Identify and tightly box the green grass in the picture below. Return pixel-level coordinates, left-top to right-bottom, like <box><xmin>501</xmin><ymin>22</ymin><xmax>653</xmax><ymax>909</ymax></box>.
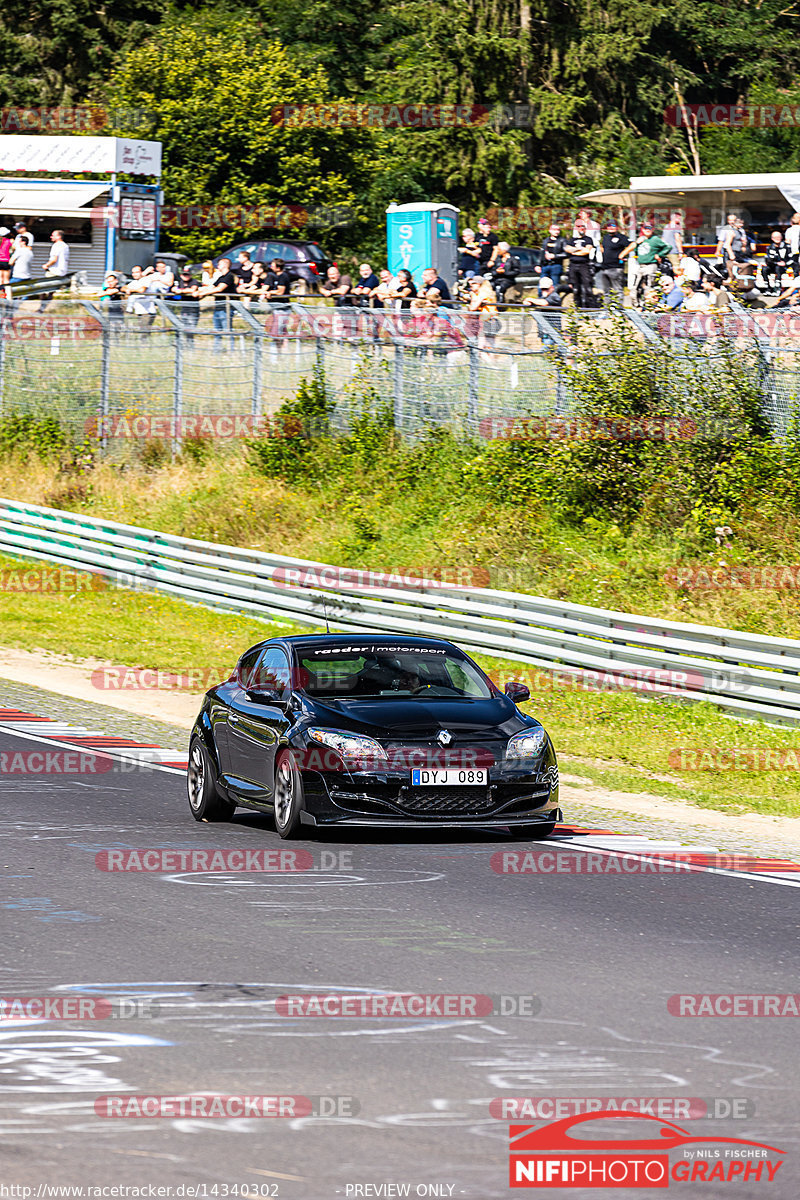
<box><xmin>5</xmin><ymin>436</ymin><xmax>800</xmax><ymax>640</ymax></box>
<box><xmin>1</xmin><ymin>551</ymin><xmax>799</xmax><ymax>819</ymax></box>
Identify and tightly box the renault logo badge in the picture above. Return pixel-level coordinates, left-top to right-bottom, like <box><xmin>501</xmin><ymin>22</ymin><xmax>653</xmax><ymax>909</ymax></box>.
<box><xmin>437</xmin><ymin>729</ymin><xmax>452</xmax><ymax>746</ymax></box>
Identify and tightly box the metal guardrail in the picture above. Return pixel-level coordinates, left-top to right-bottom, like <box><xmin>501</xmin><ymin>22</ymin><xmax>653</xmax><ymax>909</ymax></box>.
<box><xmin>1</xmin><ymin>496</ymin><xmax>799</xmax><ymax>726</ymax></box>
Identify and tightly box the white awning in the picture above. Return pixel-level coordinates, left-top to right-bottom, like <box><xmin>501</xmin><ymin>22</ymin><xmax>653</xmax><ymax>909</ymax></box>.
<box><xmin>0</xmin><ymin>183</ymin><xmax>109</xmax><ymax>216</ymax></box>
<box><xmin>580</xmin><ymin>174</ymin><xmax>800</xmax><ymax>209</ymax></box>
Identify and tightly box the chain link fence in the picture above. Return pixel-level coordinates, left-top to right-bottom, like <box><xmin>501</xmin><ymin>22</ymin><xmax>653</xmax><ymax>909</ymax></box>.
<box><xmin>0</xmin><ymin>296</ymin><xmax>796</xmax><ymax>449</ymax></box>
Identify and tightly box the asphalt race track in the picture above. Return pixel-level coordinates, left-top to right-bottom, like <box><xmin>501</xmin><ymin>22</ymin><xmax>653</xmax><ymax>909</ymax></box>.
<box><xmin>2</xmin><ymin>699</ymin><xmax>800</xmax><ymax>1199</ymax></box>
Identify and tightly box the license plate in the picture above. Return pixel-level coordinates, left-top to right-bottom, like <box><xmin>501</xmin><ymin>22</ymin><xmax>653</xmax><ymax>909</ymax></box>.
<box><xmin>411</xmin><ymin>768</ymin><xmax>488</xmax><ymax>787</ymax></box>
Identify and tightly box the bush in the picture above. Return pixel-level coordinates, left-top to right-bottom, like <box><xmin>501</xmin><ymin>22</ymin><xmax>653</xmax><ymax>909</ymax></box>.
<box><xmin>0</xmin><ymin>413</ymin><xmax>68</xmax><ymax>461</ymax></box>
<box><xmin>247</xmin><ymin>368</ymin><xmax>333</xmax><ymax>482</ymax></box>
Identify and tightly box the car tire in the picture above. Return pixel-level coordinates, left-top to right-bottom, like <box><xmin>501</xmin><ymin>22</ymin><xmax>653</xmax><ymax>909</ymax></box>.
<box><xmin>273</xmin><ymin>749</ymin><xmax>305</xmax><ymax>839</ymax></box>
<box><xmin>513</xmin><ymin>819</ymin><xmax>557</xmax><ymax>840</ymax></box>
<box><xmin>187</xmin><ymin>737</ymin><xmax>235</xmax><ymax>822</ymax></box>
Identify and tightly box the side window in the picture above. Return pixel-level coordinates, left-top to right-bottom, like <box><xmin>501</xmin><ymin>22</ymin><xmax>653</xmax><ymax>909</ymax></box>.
<box><xmin>250</xmin><ymin>647</ymin><xmax>292</xmax><ymax>698</ymax></box>
<box><xmin>237</xmin><ymin>647</ymin><xmax>262</xmax><ymax>690</ymax></box>
<box><xmin>264</xmin><ymin>242</ymin><xmax>300</xmax><ymax>261</ymax></box>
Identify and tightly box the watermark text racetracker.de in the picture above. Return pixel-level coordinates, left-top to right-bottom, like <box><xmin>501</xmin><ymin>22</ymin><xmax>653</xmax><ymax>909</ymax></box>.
<box><xmin>665</xmin><ymin>564</ymin><xmax>800</xmax><ymax>590</ymax></box>
<box><xmin>669</xmin><ymin>994</ymin><xmax>800</xmax><ymax>1016</ymax></box>
<box><xmin>85</xmin><ymin>414</ymin><xmax>301</xmax><ymax>441</ymax></box>
<box><xmin>491</xmin><ymin>1096</ymin><xmax>754</xmax><ymax>1120</ymax></box>
<box><xmin>0</xmin><ymin>567</ymin><xmax>105</xmax><ymax>593</ymax></box>
<box><xmin>0</xmin><ymin>995</ymin><xmax>158</xmax><ymax>1019</ymax></box>
<box><xmin>491</xmin><ymin>849</ymin><xmax>794</xmax><ymax>875</ymax></box>
<box><xmin>275</xmin><ymin>992</ymin><xmax>540</xmax><ymax>1018</ymax></box>
<box><xmin>94</xmin><ymin>848</ymin><xmax>358</xmax><ymax>872</ymax></box>
<box><xmin>0</xmin><ymin>105</ymin><xmax>154</xmax><ymax>132</ymax></box>
<box><xmin>94</xmin><ymin>1094</ymin><xmax>358</xmax><ymax>1118</ymax></box>
<box><xmin>665</xmin><ymin>101</ymin><xmax>800</xmax><ymax>128</ymax></box>
<box><xmin>0</xmin><ymin>316</ymin><xmax>103</xmax><ymax>342</ymax></box>
<box><xmin>479</xmin><ymin>415</ymin><xmax>739</xmax><ymax>443</ymax></box>
<box><xmin>669</xmin><ymin>748</ymin><xmax>800</xmax><ymax>771</ymax></box>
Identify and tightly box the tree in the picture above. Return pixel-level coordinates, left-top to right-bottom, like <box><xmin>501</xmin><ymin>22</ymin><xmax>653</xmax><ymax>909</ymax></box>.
<box><xmin>0</xmin><ymin>0</ymin><xmax>165</xmax><ymax>107</ymax></box>
<box><xmin>105</xmin><ymin>10</ymin><xmax>381</xmax><ymax>259</ymax></box>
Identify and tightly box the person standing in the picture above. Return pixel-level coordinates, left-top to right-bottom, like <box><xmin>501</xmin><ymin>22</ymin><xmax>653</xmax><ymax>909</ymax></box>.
<box><xmin>476</xmin><ymin>217</ymin><xmax>500</xmax><ymax>274</ymax></box>
<box><xmin>572</xmin><ymin>207</ymin><xmax>601</xmax><ymax>245</ymax></box>
<box><xmin>594</xmin><ymin>219</ymin><xmax>629</xmax><ymax>301</ymax></box>
<box><xmin>9</xmin><ymin>235</ymin><xmax>33</xmax><ymax>283</ymax></box>
<box><xmin>12</xmin><ymin>221</ymin><xmax>33</xmax><ymax>251</ymax></box>
<box><xmin>42</xmin><ymin>229</ymin><xmax>70</xmax><ymax>277</ymax></box>
<box><xmin>787</xmin><ymin>212</ymin><xmax>800</xmax><ymax>273</ymax></box>
<box><xmin>539</xmin><ymin>224</ymin><xmax>566</xmax><ymax>290</ymax></box>
<box><xmin>458</xmin><ymin>229</ymin><xmax>482</xmax><ymax>279</ymax></box>
<box><xmin>563</xmin><ymin>219</ymin><xmax>596</xmax><ymax>308</ymax></box>
<box><xmin>619</xmin><ymin>222</ymin><xmax>672</xmax><ymax>306</ymax></box>
<box><xmin>661</xmin><ymin>213</ymin><xmax>684</xmax><ymax>270</ymax></box>
<box><xmin>172</xmin><ymin>267</ymin><xmax>200</xmax><ymax>336</ymax></box>
<box><xmin>0</xmin><ymin>227</ymin><xmax>13</xmax><ymax>297</ymax></box>
<box><xmin>202</xmin><ymin>256</ymin><xmax>238</xmax><ymax>351</ymax></box>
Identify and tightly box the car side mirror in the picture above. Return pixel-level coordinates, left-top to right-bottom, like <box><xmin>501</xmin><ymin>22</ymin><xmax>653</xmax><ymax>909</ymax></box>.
<box><xmin>247</xmin><ymin>687</ymin><xmax>289</xmax><ymax>706</ymax></box>
<box><xmin>504</xmin><ymin>681</ymin><xmax>531</xmax><ymax>703</ymax></box>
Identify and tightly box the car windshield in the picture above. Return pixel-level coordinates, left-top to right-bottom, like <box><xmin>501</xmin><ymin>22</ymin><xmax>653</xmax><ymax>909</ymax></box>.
<box><xmin>297</xmin><ymin>646</ymin><xmax>494</xmax><ymax>699</ymax></box>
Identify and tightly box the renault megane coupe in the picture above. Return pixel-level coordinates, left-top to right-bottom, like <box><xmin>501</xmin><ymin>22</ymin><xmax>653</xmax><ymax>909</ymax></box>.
<box><xmin>187</xmin><ymin>634</ymin><xmax>560</xmax><ymax>839</ymax></box>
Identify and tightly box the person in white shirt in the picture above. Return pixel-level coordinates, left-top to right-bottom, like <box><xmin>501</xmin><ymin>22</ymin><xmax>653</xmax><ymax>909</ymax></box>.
<box><xmin>681</xmin><ymin>280</ymin><xmax>708</xmax><ymax>312</ymax></box>
<box><xmin>370</xmin><ymin>267</ymin><xmax>396</xmax><ymax>308</ymax></box>
<box><xmin>786</xmin><ymin>212</ymin><xmax>800</xmax><ymax>271</ymax></box>
<box><xmin>42</xmin><ymin>229</ymin><xmax>70</xmax><ymax>276</ymax></box>
<box><xmin>677</xmin><ymin>250</ymin><xmax>702</xmax><ymax>283</ymax></box>
<box><xmin>12</xmin><ymin>222</ymin><xmax>33</xmax><ymax>252</ymax></box>
<box><xmin>572</xmin><ymin>207</ymin><xmax>601</xmax><ymax>246</ymax></box>
<box><xmin>10</xmin><ymin>240</ymin><xmax>33</xmax><ymax>281</ymax></box>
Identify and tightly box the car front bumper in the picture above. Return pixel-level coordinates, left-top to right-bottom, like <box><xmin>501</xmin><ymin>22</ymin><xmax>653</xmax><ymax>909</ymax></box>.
<box><xmin>297</xmin><ymin>755</ymin><xmax>560</xmax><ymax>827</ymax></box>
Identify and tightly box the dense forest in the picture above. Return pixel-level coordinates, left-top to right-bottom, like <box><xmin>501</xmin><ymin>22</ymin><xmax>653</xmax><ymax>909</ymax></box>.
<box><xmin>1</xmin><ymin>0</ymin><xmax>799</xmax><ymax>257</ymax></box>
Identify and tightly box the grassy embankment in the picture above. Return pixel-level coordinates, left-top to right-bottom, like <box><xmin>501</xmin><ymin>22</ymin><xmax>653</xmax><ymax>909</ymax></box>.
<box><xmin>2</xmin><ymin>322</ymin><xmax>800</xmax><ymax>817</ymax></box>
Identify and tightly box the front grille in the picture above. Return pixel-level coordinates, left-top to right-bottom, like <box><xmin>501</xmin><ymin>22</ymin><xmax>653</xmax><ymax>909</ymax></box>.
<box><xmin>398</xmin><ymin>788</ymin><xmax>494</xmax><ymax>815</ymax></box>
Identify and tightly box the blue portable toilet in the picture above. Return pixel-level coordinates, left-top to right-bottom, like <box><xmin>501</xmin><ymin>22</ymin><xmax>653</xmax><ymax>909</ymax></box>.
<box><xmin>386</xmin><ymin>202</ymin><xmax>460</xmax><ymax>290</ymax></box>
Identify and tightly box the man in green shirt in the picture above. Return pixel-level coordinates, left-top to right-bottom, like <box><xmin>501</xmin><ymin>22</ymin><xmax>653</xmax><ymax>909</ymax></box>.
<box><xmin>620</xmin><ymin>222</ymin><xmax>672</xmax><ymax>307</ymax></box>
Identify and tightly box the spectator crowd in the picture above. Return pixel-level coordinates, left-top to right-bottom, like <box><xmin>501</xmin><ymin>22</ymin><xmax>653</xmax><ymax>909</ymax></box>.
<box><xmin>9</xmin><ymin>202</ymin><xmax>800</xmax><ymax>324</ymax></box>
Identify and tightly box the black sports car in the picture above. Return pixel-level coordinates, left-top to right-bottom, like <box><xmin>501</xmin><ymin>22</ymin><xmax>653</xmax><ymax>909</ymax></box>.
<box><xmin>187</xmin><ymin>635</ymin><xmax>560</xmax><ymax>839</ymax></box>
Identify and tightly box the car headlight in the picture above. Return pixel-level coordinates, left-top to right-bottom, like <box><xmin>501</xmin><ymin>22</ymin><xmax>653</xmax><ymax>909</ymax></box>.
<box><xmin>506</xmin><ymin>728</ymin><xmax>548</xmax><ymax>761</ymax></box>
<box><xmin>307</xmin><ymin>728</ymin><xmax>388</xmax><ymax>763</ymax></box>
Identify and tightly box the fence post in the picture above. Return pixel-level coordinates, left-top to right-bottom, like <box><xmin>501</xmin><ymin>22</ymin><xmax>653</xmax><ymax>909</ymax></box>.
<box><xmin>393</xmin><ymin>340</ymin><xmax>404</xmax><ymax>432</ymax></box>
<box><xmin>468</xmin><ymin>342</ymin><xmax>479</xmax><ymax>428</ymax></box>
<box><xmin>173</xmin><ymin>329</ymin><xmax>184</xmax><ymax>457</ymax></box>
<box><xmin>252</xmin><ymin>329</ymin><xmax>263</xmax><ymax>418</ymax></box>
<box><xmin>0</xmin><ymin>311</ymin><xmax>6</xmax><ymax>416</ymax></box>
<box><xmin>316</xmin><ymin>336</ymin><xmax>325</xmax><ymax>376</ymax></box>
<box><xmin>100</xmin><ymin>323</ymin><xmax>110</xmax><ymax>451</ymax></box>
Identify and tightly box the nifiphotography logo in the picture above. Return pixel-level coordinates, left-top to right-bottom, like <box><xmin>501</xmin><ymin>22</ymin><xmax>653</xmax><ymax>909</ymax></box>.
<box><xmin>508</xmin><ymin>1112</ymin><xmax>785</xmax><ymax>1188</ymax></box>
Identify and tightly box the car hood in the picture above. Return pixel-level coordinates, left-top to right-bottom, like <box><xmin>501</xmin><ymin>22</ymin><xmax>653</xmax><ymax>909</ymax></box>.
<box><xmin>302</xmin><ymin>694</ymin><xmax>538</xmax><ymax>740</ymax></box>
